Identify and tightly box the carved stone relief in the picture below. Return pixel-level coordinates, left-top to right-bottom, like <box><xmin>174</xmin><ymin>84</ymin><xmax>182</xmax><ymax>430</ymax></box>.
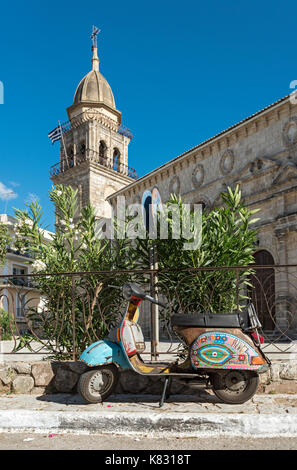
<box><xmin>283</xmin><ymin>118</ymin><xmax>297</xmax><ymax>147</ymax></box>
<box><xmin>220</xmin><ymin>149</ymin><xmax>234</xmax><ymax>175</ymax></box>
<box><xmin>192</xmin><ymin>164</ymin><xmax>204</xmax><ymax>189</ymax></box>
<box><xmin>169</xmin><ymin>175</ymin><xmax>180</xmax><ymax>195</ymax></box>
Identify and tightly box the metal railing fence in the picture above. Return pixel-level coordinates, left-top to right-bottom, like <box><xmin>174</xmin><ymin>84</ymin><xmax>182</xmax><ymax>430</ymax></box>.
<box><xmin>0</xmin><ymin>264</ymin><xmax>296</xmax><ymax>360</ymax></box>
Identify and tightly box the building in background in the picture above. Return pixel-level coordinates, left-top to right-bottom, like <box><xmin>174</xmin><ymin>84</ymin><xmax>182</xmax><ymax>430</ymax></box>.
<box><xmin>108</xmin><ymin>94</ymin><xmax>297</xmax><ymax>337</ymax></box>
<box><xmin>0</xmin><ymin>214</ymin><xmax>53</xmax><ymax>334</ymax></box>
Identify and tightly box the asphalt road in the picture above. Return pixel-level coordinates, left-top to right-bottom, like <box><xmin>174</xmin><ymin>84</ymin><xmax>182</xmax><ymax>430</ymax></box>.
<box><xmin>1</xmin><ymin>432</ymin><xmax>297</xmax><ymax>450</ymax></box>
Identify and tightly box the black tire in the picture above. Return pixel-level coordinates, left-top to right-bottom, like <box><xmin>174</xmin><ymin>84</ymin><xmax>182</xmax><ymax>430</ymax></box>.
<box><xmin>77</xmin><ymin>364</ymin><xmax>119</xmax><ymax>404</ymax></box>
<box><xmin>211</xmin><ymin>370</ymin><xmax>259</xmax><ymax>404</ymax></box>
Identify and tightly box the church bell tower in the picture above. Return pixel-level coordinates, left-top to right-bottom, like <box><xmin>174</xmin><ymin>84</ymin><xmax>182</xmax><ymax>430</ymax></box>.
<box><xmin>50</xmin><ymin>27</ymin><xmax>136</xmax><ymax>220</ymax></box>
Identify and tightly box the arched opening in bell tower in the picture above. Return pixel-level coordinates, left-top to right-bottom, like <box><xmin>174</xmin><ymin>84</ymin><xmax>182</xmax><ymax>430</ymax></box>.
<box><xmin>78</xmin><ymin>141</ymin><xmax>86</xmax><ymax>163</ymax></box>
<box><xmin>99</xmin><ymin>140</ymin><xmax>107</xmax><ymax>165</ymax></box>
<box><xmin>67</xmin><ymin>145</ymin><xmax>74</xmax><ymax>167</ymax></box>
<box><xmin>113</xmin><ymin>148</ymin><xmax>121</xmax><ymax>173</ymax></box>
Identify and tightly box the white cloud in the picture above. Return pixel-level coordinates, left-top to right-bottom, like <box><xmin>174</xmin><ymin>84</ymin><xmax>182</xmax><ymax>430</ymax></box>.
<box><xmin>9</xmin><ymin>181</ymin><xmax>20</xmax><ymax>188</ymax></box>
<box><xmin>0</xmin><ymin>182</ymin><xmax>18</xmax><ymax>201</ymax></box>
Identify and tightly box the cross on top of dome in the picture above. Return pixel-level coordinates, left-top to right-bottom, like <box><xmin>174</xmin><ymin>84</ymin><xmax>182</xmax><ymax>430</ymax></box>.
<box><xmin>71</xmin><ymin>26</ymin><xmax>116</xmax><ymax>109</ymax></box>
<box><xmin>91</xmin><ymin>25</ymin><xmax>100</xmax><ymax>49</ymax></box>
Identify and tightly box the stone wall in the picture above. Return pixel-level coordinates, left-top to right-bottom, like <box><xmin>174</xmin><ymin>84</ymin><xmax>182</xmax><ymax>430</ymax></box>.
<box><xmin>0</xmin><ymin>361</ymin><xmax>297</xmax><ymax>396</ymax></box>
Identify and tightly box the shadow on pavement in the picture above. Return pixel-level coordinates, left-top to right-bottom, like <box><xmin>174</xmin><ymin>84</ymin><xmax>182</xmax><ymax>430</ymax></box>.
<box><xmin>36</xmin><ymin>390</ymin><xmax>221</xmax><ymax>406</ymax></box>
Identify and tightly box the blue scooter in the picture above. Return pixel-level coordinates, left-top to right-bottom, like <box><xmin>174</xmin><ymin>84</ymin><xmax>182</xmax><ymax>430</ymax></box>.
<box><xmin>78</xmin><ymin>282</ymin><xmax>269</xmax><ymax>406</ymax></box>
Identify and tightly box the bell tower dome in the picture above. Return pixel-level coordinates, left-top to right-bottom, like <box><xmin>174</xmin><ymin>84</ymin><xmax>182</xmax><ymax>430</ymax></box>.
<box><xmin>50</xmin><ymin>27</ymin><xmax>137</xmax><ymax>220</ymax></box>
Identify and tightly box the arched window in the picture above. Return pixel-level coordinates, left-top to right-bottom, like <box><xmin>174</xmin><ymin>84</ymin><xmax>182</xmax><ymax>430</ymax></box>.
<box><xmin>79</xmin><ymin>141</ymin><xmax>86</xmax><ymax>162</ymax></box>
<box><xmin>67</xmin><ymin>145</ymin><xmax>74</xmax><ymax>167</ymax></box>
<box><xmin>99</xmin><ymin>141</ymin><xmax>107</xmax><ymax>165</ymax></box>
<box><xmin>249</xmin><ymin>250</ymin><xmax>275</xmax><ymax>331</ymax></box>
<box><xmin>113</xmin><ymin>148</ymin><xmax>121</xmax><ymax>172</ymax></box>
<box><xmin>190</xmin><ymin>200</ymin><xmax>207</xmax><ymax>212</ymax></box>
<box><xmin>196</xmin><ymin>201</ymin><xmax>206</xmax><ymax>211</ymax></box>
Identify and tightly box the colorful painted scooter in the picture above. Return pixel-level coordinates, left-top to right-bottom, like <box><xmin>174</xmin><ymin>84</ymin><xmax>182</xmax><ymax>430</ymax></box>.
<box><xmin>78</xmin><ymin>282</ymin><xmax>270</xmax><ymax>405</ymax></box>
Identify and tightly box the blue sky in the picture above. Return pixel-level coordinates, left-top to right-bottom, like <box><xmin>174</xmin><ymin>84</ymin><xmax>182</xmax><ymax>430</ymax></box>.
<box><xmin>0</xmin><ymin>0</ymin><xmax>296</xmax><ymax>230</ymax></box>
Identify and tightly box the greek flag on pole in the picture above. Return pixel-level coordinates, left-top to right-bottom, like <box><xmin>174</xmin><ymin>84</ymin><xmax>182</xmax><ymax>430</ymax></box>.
<box><xmin>48</xmin><ymin>123</ymin><xmax>62</xmax><ymax>144</ymax></box>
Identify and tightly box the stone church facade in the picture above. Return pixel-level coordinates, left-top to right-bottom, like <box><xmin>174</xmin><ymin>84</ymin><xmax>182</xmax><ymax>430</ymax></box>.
<box><xmin>51</xmin><ymin>38</ymin><xmax>297</xmax><ymax>337</ymax></box>
<box><xmin>108</xmin><ymin>93</ymin><xmax>297</xmax><ymax>336</ymax></box>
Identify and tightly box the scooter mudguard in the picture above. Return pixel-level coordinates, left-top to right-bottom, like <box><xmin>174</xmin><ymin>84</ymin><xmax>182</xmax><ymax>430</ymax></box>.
<box><xmin>190</xmin><ymin>331</ymin><xmax>267</xmax><ymax>373</ymax></box>
<box><xmin>80</xmin><ymin>340</ymin><xmax>131</xmax><ymax>370</ymax></box>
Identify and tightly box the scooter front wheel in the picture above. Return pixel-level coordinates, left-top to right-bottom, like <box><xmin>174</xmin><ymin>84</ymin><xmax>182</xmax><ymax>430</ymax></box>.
<box><xmin>211</xmin><ymin>370</ymin><xmax>259</xmax><ymax>405</ymax></box>
<box><xmin>78</xmin><ymin>364</ymin><xmax>119</xmax><ymax>404</ymax></box>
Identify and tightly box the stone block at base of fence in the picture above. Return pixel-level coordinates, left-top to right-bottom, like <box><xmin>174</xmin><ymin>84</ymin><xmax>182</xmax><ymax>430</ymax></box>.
<box><xmin>0</xmin><ymin>361</ymin><xmax>297</xmax><ymax>395</ymax></box>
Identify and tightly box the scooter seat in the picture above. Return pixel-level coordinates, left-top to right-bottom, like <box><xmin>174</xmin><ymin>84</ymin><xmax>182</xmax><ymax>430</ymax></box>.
<box><xmin>171</xmin><ymin>313</ymin><xmax>246</xmax><ymax>329</ymax></box>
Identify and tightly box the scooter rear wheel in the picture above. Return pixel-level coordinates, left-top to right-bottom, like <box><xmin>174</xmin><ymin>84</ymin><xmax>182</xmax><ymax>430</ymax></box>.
<box><xmin>211</xmin><ymin>370</ymin><xmax>259</xmax><ymax>404</ymax></box>
<box><xmin>78</xmin><ymin>364</ymin><xmax>119</xmax><ymax>404</ymax></box>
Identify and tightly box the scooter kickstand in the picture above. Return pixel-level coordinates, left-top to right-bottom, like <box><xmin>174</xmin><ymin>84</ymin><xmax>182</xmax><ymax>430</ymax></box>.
<box><xmin>159</xmin><ymin>377</ymin><xmax>172</xmax><ymax>408</ymax></box>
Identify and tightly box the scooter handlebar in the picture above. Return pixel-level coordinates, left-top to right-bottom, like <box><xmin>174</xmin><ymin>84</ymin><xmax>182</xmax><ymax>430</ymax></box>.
<box><xmin>144</xmin><ymin>294</ymin><xmax>166</xmax><ymax>308</ymax></box>
<box><xmin>108</xmin><ymin>284</ymin><xmax>166</xmax><ymax>308</ymax></box>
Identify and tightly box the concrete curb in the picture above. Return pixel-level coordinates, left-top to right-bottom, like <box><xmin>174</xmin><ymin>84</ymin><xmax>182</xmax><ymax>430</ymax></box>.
<box><xmin>1</xmin><ymin>409</ymin><xmax>297</xmax><ymax>437</ymax></box>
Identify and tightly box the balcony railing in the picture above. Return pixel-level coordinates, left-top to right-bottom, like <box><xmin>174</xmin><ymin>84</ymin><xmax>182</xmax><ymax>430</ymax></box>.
<box><xmin>58</xmin><ymin>119</ymin><xmax>133</xmax><ymax>141</ymax></box>
<box><xmin>118</xmin><ymin>124</ymin><xmax>133</xmax><ymax>140</ymax></box>
<box><xmin>2</xmin><ymin>277</ymin><xmax>35</xmax><ymax>288</ymax></box>
<box><xmin>7</xmin><ymin>247</ymin><xmax>35</xmax><ymax>259</ymax></box>
<box><xmin>50</xmin><ymin>149</ymin><xmax>138</xmax><ymax>180</ymax></box>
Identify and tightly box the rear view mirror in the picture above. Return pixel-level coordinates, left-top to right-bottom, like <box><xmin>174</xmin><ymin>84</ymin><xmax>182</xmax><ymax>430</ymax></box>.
<box><xmin>122</xmin><ymin>283</ymin><xmax>147</xmax><ymax>300</ymax></box>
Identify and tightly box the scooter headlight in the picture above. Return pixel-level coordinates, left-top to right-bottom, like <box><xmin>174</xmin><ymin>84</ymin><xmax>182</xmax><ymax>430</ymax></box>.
<box><xmin>122</xmin><ymin>283</ymin><xmax>132</xmax><ymax>300</ymax></box>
